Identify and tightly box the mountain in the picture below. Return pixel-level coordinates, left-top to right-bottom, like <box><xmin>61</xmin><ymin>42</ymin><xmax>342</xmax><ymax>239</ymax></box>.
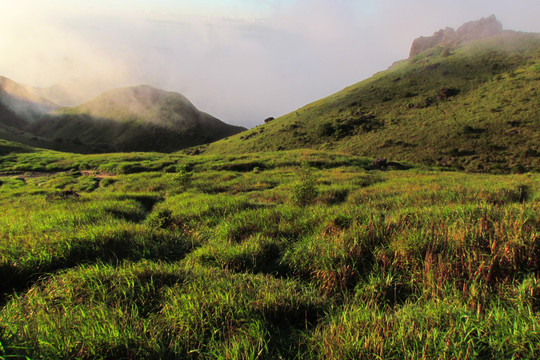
<box><xmin>199</xmin><ymin>16</ymin><xmax>540</xmax><ymax>173</ymax></box>
<box><xmin>0</xmin><ymin>80</ymin><xmax>245</xmax><ymax>153</ymax></box>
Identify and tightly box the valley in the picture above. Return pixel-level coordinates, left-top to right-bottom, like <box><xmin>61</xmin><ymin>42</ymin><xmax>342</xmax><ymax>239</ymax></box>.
<box><xmin>0</xmin><ymin>15</ymin><xmax>539</xmax><ymax>359</ymax></box>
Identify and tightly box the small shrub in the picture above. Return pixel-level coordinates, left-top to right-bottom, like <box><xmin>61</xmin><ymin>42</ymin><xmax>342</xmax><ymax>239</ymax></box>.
<box><xmin>319</xmin><ymin>122</ymin><xmax>335</xmax><ymax>137</ymax></box>
<box><xmin>437</xmin><ymin>87</ymin><xmax>460</xmax><ymax>100</ymax></box>
<box><xmin>291</xmin><ymin>162</ymin><xmax>318</xmax><ymax>206</ymax></box>
<box><xmin>372</xmin><ymin>157</ymin><xmax>387</xmax><ymax>170</ymax></box>
<box><xmin>175</xmin><ymin>164</ymin><xmax>193</xmax><ymax>191</ymax></box>
<box><xmin>463</xmin><ymin>126</ymin><xmax>486</xmax><ymax>135</ymax></box>
<box><xmin>524</xmin><ymin>148</ymin><xmax>539</xmax><ymax>157</ymax></box>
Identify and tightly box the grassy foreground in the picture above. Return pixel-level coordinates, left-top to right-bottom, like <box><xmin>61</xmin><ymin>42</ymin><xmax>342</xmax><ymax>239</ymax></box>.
<box><xmin>0</xmin><ymin>145</ymin><xmax>538</xmax><ymax>359</ymax></box>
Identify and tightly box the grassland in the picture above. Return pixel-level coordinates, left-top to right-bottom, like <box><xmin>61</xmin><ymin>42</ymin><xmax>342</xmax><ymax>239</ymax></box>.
<box><xmin>0</xmin><ymin>141</ymin><xmax>538</xmax><ymax>359</ymax></box>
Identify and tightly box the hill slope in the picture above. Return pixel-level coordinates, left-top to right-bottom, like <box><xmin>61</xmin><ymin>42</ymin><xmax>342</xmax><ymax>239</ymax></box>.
<box><xmin>201</xmin><ymin>18</ymin><xmax>540</xmax><ymax>173</ymax></box>
<box><xmin>20</xmin><ymin>85</ymin><xmax>245</xmax><ymax>152</ymax></box>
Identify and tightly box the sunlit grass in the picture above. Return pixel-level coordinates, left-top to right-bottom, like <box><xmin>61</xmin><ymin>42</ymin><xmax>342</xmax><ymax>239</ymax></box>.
<box><xmin>0</xmin><ymin>147</ymin><xmax>538</xmax><ymax>359</ymax></box>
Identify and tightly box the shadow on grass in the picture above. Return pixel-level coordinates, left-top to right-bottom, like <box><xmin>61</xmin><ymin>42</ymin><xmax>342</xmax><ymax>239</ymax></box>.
<box><xmin>0</xmin><ymin>231</ymin><xmax>194</xmax><ymax>306</ymax></box>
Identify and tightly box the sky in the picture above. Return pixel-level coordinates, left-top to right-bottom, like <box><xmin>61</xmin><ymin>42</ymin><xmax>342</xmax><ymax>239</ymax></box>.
<box><xmin>1</xmin><ymin>0</ymin><xmax>539</xmax><ymax>128</ymax></box>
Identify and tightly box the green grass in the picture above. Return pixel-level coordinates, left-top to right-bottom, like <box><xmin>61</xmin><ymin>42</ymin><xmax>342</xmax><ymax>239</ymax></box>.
<box><xmin>200</xmin><ymin>32</ymin><xmax>540</xmax><ymax>173</ymax></box>
<box><xmin>1</xmin><ymin>261</ymin><xmax>325</xmax><ymax>359</ymax></box>
<box><xmin>0</xmin><ymin>145</ymin><xmax>539</xmax><ymax>359</ymax></box>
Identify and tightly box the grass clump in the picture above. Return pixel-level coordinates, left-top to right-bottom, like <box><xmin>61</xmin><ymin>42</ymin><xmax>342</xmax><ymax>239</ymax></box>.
<box><xmin>0</xmin><ymin>262</ymin><xmax>325</xmax><ymax>359</ymax></box>
<box><xmin>291</xmin><ymin>161</ymin><xmax>319</xmax><ymax>206</ymax></box>
<box><xmin>174</xmin><ymin>164</ymin><xmax>193</xmax><ymax>191</ymax></box>
<box><xmin>309</xmin><ymin>293</ymin><xmax>540</xmax><ymax>359</ymax></box>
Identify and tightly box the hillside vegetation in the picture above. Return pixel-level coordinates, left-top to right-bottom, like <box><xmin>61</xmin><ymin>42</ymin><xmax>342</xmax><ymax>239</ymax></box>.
<box><xmin>0</xmin><ymin>83</ymin><xmax>245</xmax><ymax>153</ymax></box>
<box><xmin>201</xmin><ymin>31</ymin><xmax>540</xmax><ymax>173</ymax></box>
<box><xmin>0</xmin><ymin>141</ymin><xmax>538</xmax><ymax>359</ymax></box>
<box><xmin>30</xmin><ymin>85</ymin><xmax>245</xmax><ymax>153</ymax></box>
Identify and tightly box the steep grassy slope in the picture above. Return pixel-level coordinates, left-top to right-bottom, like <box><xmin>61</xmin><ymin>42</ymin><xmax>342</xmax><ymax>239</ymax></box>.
<box><xmin>0</xmin><ymin>144</ymin><xmax>538</xmax><ymax>358</ymax></box>
<box><xmin>28</xmin><ymin>85</ymin><xmax>245</xmax><ymax>153</ymax></box>
<box><xmin>201</xmin><ymin>32</ymin><xmax>540</xmax><ymax>173</ymax></box>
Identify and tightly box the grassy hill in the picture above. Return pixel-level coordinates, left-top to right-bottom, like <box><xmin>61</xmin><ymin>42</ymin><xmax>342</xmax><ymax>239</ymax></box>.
<box><xmin>200</xmin><ymin>31</ymin><xmax>540</xmax><ymax>173</ymax></box>
<box><xmin>0</xmin><ymin>142</ymin><xmax>538</xmax><ymax>358</ymax></box>
<box><xmin>27</xmin><ymin>85</ymin><xmax>246</xmax><ymax>153</ymax></box>
<box><xmin>0</xmin><ymin>80</ymin><xmax>245</xmax><ymax>153</ymax></box>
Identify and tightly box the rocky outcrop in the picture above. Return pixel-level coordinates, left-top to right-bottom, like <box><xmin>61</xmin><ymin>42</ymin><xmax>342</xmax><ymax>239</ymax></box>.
<box><xmin>409</xmin><ymin>15</ymin><xmax>503</xmax><ymax>58</ymax></box>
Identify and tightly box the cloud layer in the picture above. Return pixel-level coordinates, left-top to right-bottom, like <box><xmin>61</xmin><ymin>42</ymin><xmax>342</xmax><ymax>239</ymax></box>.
<box><xmin>1</xmin><ymin>0</ymin><xmax>539</xmax><ymax>127</ymax></box>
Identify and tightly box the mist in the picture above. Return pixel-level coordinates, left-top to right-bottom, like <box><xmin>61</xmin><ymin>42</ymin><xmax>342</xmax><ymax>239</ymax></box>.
<box><xmin>1</xmin><ymin>0</ymin><xmax>539</xmax><ymax>128</ymax></box>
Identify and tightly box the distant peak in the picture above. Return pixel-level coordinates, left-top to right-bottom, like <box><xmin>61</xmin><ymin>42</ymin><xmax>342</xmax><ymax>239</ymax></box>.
<box><xmin>409</xmin><ymin>15</ymin><xmax>503</xmax><ymax>58</ymax></box>
<box><xmin>101</xmin><ymin>84</ymin><xmax>166</xmax><ymax>96</ymax></box>
<box><xmin>92</xmin><ymin>84</ymin><xmax>192</xmax><ymax>107</ymax></box>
